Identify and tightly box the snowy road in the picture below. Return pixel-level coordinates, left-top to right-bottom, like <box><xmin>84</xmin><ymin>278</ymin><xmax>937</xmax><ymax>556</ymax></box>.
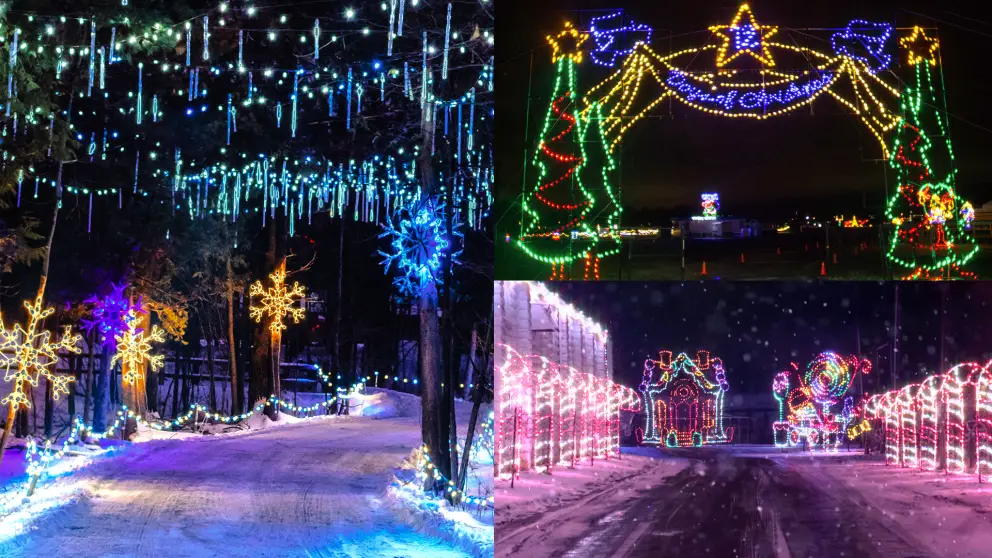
<box><xmin>2</xmin><ymin>415</ymin><xmax>470</xmax><ymax>558</ymax></box>
<box><xmin>497</xmin><ymin>450</ymin><xmax>936</xmax><ymax>558</ymax></box>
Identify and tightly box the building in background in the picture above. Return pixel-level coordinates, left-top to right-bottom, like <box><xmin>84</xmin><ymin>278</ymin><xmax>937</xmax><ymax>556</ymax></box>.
<box><xmin>494</xmin><ymin>282</ymin><xmax>637</xmax><ymax>478</ymax></box>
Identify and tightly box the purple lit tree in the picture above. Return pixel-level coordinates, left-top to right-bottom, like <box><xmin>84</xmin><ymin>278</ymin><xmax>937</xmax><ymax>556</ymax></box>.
<box><xmin>82</xmin><ymin>283</ymin><xmax>142</xmax><ymax>433</ymax></box>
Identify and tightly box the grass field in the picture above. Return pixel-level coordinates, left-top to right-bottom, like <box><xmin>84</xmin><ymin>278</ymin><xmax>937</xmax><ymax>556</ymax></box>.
<box><xmin>497</xmin><ymin>228</ymin><xmax>991</xmax><ymax>281</ymax></box>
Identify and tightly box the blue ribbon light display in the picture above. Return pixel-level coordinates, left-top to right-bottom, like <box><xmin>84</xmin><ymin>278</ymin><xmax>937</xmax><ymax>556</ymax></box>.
<box><xmin>666</xmin><ymin>69</ymin><xmax>835</xmax><ymax>114</ymax></box>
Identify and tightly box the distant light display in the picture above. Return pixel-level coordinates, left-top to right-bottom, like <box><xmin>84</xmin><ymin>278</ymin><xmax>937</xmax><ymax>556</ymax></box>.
<box><xmin>701</xmin><ymin>193</ymin><xmax>719</xmax><ymax>219</ymax></box>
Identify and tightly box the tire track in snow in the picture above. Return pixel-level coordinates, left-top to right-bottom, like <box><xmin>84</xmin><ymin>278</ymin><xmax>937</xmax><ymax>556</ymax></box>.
<box><xmin>499</xmin><ymin>451</ymin><xmax>939</xmax><ymax>558</ymax></box>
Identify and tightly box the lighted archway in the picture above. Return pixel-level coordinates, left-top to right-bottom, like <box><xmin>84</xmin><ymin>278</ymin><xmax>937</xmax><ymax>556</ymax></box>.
<box><xmin>517</xmin><ymin>4</ymin><xmax>978</xmax><ymax>279</ymax></box>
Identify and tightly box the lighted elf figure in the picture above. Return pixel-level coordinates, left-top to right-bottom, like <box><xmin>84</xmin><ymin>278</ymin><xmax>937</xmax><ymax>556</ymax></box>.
<box><xmin>517</xmin><ymin>22</ymin><xmax>621</xmax><ymax>280</ymax></box>
<box><xmin>884</xmin><ymin>27</ymin><xmax>978</xmax><ymax>279</ymax></box>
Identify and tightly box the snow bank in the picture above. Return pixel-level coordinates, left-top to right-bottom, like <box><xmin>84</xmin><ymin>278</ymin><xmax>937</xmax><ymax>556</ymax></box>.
<box><xmin>793</xmin><ymin>459</ymin><xmax>992</xmax><ymax>558</ymax></box>
<box><xmin>387</xmin><ymin>480</ymin><xmax>493</xmax><ymax>558</ymax></box>
<box><xmin>386</xmin><ymin>447</ymin><xmax>494</xmax><ymax>558</ymax></box>
<box><xmin>383</xmin><ymin>402</ymin><xmax>495</xmax><ymax>558</ymax></box>
<box><xmin>496</xmin><ymin>446</ymin><xmax>688</xmax><ymax>528</ymax></box>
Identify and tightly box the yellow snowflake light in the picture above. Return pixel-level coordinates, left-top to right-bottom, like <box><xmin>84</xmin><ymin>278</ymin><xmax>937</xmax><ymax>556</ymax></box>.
<box><xmin>0</xmin><ymin>296</ymin><xmax>82</xmax><ymax>409</ymax></box>
<box><xmin>249</xmin><ymin>269</ymin><xmax>306</xmax><ymax>333</ymax></box>
<box><xmin>112</xmin><ymin>312</ymin><xmax>166</xmax><ymax>385</ymax></box>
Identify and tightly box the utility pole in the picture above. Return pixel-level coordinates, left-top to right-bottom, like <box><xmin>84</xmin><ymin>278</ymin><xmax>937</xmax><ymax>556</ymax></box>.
<box><xmin>892</xmin><ymin>283</ymin><xmax>899</xmax><ymax>389</ymax></box>
<box><xmin>939</xmin><ymin>286</ymin><xmax>946</xmax><ymax>373</ymax></box>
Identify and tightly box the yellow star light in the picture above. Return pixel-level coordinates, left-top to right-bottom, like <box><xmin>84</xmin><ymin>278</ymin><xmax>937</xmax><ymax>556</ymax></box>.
<box><xmin>709</xmin><ymin>3</ymin><xmax>778</xmax><ymax>68</ymax></box>
<box><xmin>249</xmin><ymin>269</ymin><xmax>306</xmax><ymax>333</ymax></box>
<box><xmin>548</xmin><ymin>21</ymin><xmax>589</xmax><ymax>64</ymax></box>
<box><xmin>900</xmin><ymin>26</ymin><xmax>939</xmax><ymax>65</ymax></box>
<box><xmin>112</xmin><ymin>312</ymin><xmax>166</xmax><ymax>385</ymax></box>
<box><xmin>0</xmin><ymin>296</ymin><xmax>81</xmax><ymax>409</ymax></box>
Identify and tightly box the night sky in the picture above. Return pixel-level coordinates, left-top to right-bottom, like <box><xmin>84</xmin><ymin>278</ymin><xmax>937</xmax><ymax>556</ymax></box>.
<box><xmin>549</xmin><ymin>281</ymin><xmax>992</xmax><ymax>396</ymax></box>
<box><xmin>496</xmin><ymin>0</ymin><xmax>992</xmax><ymax>223</ymax></box>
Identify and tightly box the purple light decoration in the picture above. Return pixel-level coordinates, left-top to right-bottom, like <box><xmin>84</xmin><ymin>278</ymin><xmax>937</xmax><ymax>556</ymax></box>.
<box><xmin>82</xmin><ymin>282</ymin><xmax>143</xmax><ymax>348</ymax></box>
<box><xmin>732</xmin><ymin>24</ymin><xmax>760</xmax><ymax>51</ymax></box>
<box><xmin>588</xmin><ymin>11</ymin><xmax>653</xmax><ymax>67</ymax></box>
<box><xmin>830</xmin><ymin>20</ymin><xmax>893</xmax><ymax>74</ymax></box>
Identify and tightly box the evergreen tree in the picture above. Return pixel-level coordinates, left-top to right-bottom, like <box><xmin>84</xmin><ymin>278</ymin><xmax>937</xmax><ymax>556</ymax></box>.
<box><xmin>885</xmin><ymin>32</ymin><xmax>977</xmax><ymax>279</ymax></box>
<box><xmin>518</xmin><ymin>23</ymin><xmax>621</xmax><ymax>279</ymax></box>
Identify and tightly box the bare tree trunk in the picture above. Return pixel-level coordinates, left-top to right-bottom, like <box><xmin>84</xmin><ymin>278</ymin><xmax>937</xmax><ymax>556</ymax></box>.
<box><xmin>333</xmin><ymin>217</ymin><xmax>345</xmax><ymax>392</ymax></box>
<box><xmin>269</xmin><ymin>258</ymin><xmax>285</xmax><ymax>418</ymax></box>
<box><xmin>44</xmin><ymin>379</ymin><xmax>54</xmax><ymax>438</ymax></box>
<box><xmin>251</xmin><ymin>219</ymin><xmax>279</xmax><ymax>420</ymax></box>
<box><xmin>84</xmin><ymin>332</ymin><xmax>95</xmax><ymax>424</ymax></box>
<box><xmin>458</xmin><ymin>395</ymin><xmax>484</xmax><ymax>497</ymax></box>
<box><xmin>68</xmin><ymin>351</ymin><xmax>78</xmax><ymax>418</ymax></box>
<box><xmin>0</xmin><ymin>404</ymin><xmax>15</xmax><ymax>469</ymax></box>
<box><xmin>227</xmin><ymin>256</ymin><xmax>241</xmax><ymax>415</ymax></box>
<box><xmin>145</xmin><ymin>307</ymin><xmax>159</xmax><ymax>414</ymax></box>
<box><xmin>207</xmin><ymin>313</ymin><xmax>217</xmax><ymax>411</ymax></box>
<box><xmin>420</xmin><ymin>281</ymin><xmax>444</xmax><ymax>489</ymax></box>
<box><xmin>93</xmin><ymin>344</ymin><xmax>111</xmax><ymax>432</ymax></box>
<box><xmin>123</xmin><ymin>308</ymin><xmax>149</xmax><ymax>437</ymax></box>
<box><xmin>171</xmin><ymin>350</ymin><xmax>181</xmax><ymax>419</ymax></box>
<box><xmin>458</xmin><ymin>320</ymin><xmax>493</xmax><ymax>495</ymax></box>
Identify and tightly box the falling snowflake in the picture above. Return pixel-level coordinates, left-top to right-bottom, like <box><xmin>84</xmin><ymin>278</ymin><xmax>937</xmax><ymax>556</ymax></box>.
<box><xmin>379</xmin><ymin>196</ymin><xmax>462</xmax><ymax>297</ymax></box>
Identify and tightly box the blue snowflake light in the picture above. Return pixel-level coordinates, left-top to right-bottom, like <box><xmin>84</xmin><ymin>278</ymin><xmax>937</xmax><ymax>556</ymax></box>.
<box><xmin>379</xmin><ymin>196</ymin><xmax>462</xmax><ymax>297</ymax></box>
<box><xmin>82</xmin><ymin>282</ymin><xmax>142</xmax><ymax>348</ymax></box>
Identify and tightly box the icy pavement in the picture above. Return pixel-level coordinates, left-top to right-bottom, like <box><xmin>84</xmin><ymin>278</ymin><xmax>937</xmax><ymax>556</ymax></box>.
<box><xmin>0</xmin><ymin>414</ymin><xmax>472</xmax><ymax>558</ymax></box>
<box><xmin>496</xmin><ymin>446</ymin><xmax>986</xmax><ymax>557</ymax></box>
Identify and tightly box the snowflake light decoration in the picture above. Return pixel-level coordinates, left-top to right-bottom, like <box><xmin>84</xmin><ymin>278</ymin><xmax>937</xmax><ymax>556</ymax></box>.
<box><xmin>0</xmin><ymin>296</ymin><xmax>81</xmax><ymax>410</ymax></box>
<box><xmin>112</xmin><ymin>311</ymin><xmax>166</xmax><ymax>384</ymax></box>
<box><xmin>249</xmin><ymin>269</ymin><xmax>306</xmax><ymax>333</ymax></box>
<box><xmin>82</xmin><ymin>282</ymin><xmax>142</xmax><ymax>349</ymax></box>
<box><xmin>378</xmin><ymin>196</ymin><xmax>463</xmax><ymax>297</ymax></box>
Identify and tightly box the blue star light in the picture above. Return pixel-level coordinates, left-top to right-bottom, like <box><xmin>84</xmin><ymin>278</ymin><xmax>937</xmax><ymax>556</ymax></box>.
<box><xmin>732</xmin><ymin>24</ymin><xmax>760</xmax><ymax>51</ymax></box>
<box><xmin>710</xmin><ymin>4</ymin><xmax>778</xmax><ymax>67</ymax></box>
<box><xmin>379</xmin><ymin>196</ymin><xmax>463</xmax><ymax>297</ymax></box>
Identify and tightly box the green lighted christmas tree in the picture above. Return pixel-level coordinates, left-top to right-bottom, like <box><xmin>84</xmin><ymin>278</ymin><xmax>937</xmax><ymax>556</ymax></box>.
<box><xmin>885</xmin><ymin>28</ymin><xmax>978</xmax><ymax>279</ymax></box>
<box><xmin>517</xmin><ymin>23</ymin><xmax>621</xmax><ymax>280</ymax></box>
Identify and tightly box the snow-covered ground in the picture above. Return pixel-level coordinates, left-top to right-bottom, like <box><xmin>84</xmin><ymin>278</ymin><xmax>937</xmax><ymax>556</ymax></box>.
<box><xmin>791</xmin><ymin>458</ymin><xmax>992</xmax><ymax>558</ymax></box>
<box><xmin>496</xmin><ymin>446</ymin><xmax>688</xmax><ymax>530</ymax></box>
<box><xmin>0</xmin><ymin>389</ymin><xmax>493</xmax><ymax>558</ymax></box>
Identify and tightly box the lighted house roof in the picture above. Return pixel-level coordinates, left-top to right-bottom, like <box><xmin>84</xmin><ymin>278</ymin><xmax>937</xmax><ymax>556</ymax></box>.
<box><xmin>528</xmin><ymin>282</ymin><xmax>609</xmax><ymax>343</ymax></box>
<box><xmin>640</xmin><ymin>350</ymin><xmax>730</xmax><ymax>394</ymax></box>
